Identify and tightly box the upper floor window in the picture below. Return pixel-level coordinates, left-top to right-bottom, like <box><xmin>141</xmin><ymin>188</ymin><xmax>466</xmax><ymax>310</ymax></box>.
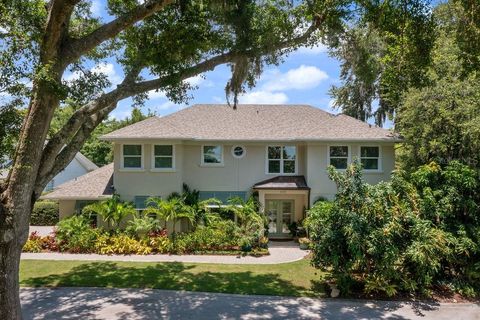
<box><xmin>329</xmin><ymin>146</ymin><xmax>349</xmax><ymax>169</ymax></box>
<box><xmin>267</xmin><ymin>146</ymin><xmax>296</xmax><ymax>174</ymax></box>
<box><xmin>360</xmin><ymin>146</ymin><xmax>380</xmax><ymax>170</ymax></box>
<box><xmin>202</xmin><ymin>145</ymin><xmax>223</xmax><ymax>165</ymax></box>
<box><xmin>153</xmin><ymin>145</ymin><xmax>174</xmax><ymax>170</ymax></box>
<box><xmin>122</xmin><ymin>144</ymin><xmax>142</xmax><ymax>169</ymax></box>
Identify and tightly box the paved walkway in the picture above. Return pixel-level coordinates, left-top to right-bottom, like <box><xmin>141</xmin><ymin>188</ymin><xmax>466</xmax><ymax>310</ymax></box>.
<box><xmin>20</xmin><ymin>287</ymin><xmax>480</xmax><ymax>320</ymax></box>
<box><xmin>29</xmin><ymin>226</ymin><xmax>55</xmax><ymax>236</ymax></box>
<box><xmin>22</xmin><ymin>240</ymin><xmax>309</xmax><ymax>264</ymax></box>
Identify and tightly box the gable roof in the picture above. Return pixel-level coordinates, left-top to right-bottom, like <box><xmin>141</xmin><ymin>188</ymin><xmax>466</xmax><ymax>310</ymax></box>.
<box><xmin>101</xmin><ymin>104</ymin><xmax>398</xmax><ymax>142</ymax></box>
<box><xmin>40</xmin><ymin>163</ymin><xmax>114</xmax><ymax>200</ymax></box>
<box><xmin>0</xmin><ymin>152</ymin><xmax>98</xmax><ymax>182</ymax></box>
<box><xmin>74</xmin><ymin>152</ymin><xmax>98</xmax><ymax>172</ymax></box>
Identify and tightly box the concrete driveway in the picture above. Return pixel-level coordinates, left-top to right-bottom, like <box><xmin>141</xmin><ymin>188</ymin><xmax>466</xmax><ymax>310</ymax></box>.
<box><xmin>21</xmin><ymin>287</ymin><xmax>480</xmax><ymax>320</ymax></box>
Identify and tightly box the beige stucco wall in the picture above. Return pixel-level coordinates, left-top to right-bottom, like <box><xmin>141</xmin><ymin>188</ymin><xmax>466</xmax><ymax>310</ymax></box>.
<box><xmin>112</xmin><ymin>140</ymin><xmax>395</xmax><ymax>207</ymax></box>
<box><xmin>307</xmin><ymin>143</ymin><xmax>395</xmax><ymax>204</ymax></box>
<box><xmin>182</xmin><ymin>143</ymin><xmax>306</xmax><ymax>192</ymax></box>
<box><xmin>113</xmin><ymin>141</ymin><xmax>184</xmax><ymax>202</ymax></box>
<box><xmin>58</xmin><ymin>200</ymin><xmax>76</xmax><ymax>220</ymax></box>
<box><xmin>114</xmin><ymin>142</ymin><xmax>307</xmax><ymax>201</ymax></box>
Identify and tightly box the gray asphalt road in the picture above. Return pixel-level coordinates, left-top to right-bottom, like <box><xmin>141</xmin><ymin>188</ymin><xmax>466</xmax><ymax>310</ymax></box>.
<box><xmin>21</xmin><ymin>287</ymin><xmax>480</xmax><ymax>320</ymax></box>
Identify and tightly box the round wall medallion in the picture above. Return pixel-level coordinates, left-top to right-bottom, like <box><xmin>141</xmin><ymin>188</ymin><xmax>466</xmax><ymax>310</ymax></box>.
<box><xmin>231</xmin><ymin>145</ymin><xmax>246</xmax><ymax>158</ymax></box>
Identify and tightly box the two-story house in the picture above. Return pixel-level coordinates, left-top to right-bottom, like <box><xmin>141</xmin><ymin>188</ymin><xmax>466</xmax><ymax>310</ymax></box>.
<box><xmin>43</xmin><ymin>104</ymin><xmax>398</xmax><ymax>237</ymax></box>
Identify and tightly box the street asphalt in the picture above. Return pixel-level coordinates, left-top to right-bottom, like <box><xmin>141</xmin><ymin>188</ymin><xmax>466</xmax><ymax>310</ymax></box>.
<box><xmin>20</xmin><ymin>287</ymin><xmax>480</xmax><ymax>320</ymax></box>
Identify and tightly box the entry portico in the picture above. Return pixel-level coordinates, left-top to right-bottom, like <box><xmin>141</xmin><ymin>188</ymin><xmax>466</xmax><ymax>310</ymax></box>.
<box><xmin>253</xmin><ymin>176</ymin><xmax>310</xmax><ymax>238</ymax></box>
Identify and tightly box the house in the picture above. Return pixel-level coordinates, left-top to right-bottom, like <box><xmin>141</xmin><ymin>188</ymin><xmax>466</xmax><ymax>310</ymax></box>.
<box><xmin>42</xmin><ymin>104</ymin><xmax>399</xmax><ymax>237</ymax></box>
<box><xmin>0</xmin><ymin>152</ymin><xmax>98</xmax><ymax>191</ymax></box>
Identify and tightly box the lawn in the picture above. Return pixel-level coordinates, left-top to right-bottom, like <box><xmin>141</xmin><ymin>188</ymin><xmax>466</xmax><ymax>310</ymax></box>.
<box><xmin>20</xmin><ymin>258</ymin><xmax>327</xmax><ymax>297</ymax></box>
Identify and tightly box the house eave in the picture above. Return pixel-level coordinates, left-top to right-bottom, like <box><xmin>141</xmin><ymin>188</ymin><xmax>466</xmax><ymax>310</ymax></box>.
<box><xmin>100</xmin><ymin>136</ymin><xmax>401</xmax><ymax>143</ymax></box>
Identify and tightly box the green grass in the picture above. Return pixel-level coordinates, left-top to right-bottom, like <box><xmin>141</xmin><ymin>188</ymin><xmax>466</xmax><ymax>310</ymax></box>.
<box><xmin>20</xmin><ymin>258</ymin><xmax>327</xmax><ymax>297</ymax></box>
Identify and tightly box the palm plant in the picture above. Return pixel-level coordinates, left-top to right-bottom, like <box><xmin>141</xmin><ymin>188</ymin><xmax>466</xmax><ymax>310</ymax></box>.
<box><xmin>196</xmin><ymin>198</ymin><xmax>223</xmax><ymax>226</ymax></box>
<box><xmin>126</xmin><ymin>213</ymin><xmax>158</xmax><ymax>238</ymax></box>
<box><xmin>83</xmin><ymin>195</ymin><xmax>136</xmax><ymax>229</ymax></box>
<box><xmin>226</xmin><ymin>197</ymin><xmax>265</xmax><ymax>235</ymax></box>
<box><xmin>144</xmin><ymin>197</ymin><xmax>195</xmax><ymax>233</ymax></box>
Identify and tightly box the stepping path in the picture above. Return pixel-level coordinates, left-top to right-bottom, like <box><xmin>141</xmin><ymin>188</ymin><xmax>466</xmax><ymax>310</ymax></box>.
<box><xmin>21</xmin><ymin>240</ymin><xmax>309</xmax><ymax>264</ymax></box>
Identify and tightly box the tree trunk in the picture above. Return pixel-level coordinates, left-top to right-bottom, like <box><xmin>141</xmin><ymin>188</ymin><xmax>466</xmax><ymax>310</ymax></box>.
<box><xmin>0</xmin><ymin>203</ymin><xmax>29</xmax><ymax>320</ymax></box>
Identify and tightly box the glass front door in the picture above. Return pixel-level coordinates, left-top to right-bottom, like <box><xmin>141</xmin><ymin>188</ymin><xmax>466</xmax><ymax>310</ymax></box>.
<box><xmin>266</xmin><ymin>200</ymin><xmax>294</xmax><ymax>237</ymax></box>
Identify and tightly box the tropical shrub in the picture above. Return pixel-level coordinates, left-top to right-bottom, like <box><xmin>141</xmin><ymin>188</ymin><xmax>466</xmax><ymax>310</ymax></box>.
<box><xmin>126</xmin><ymin>214</ymin><xmax>159</xmax><ymax>238</ymax></box>
<box><xmin>144</xmin><ymin>197</ymin><xmax>195</xmax><ymax>232</ymax></box>
<box><xmin>308</xmin><ymin>160</ymin><xmax>480</xmax><ymax>297</ymax></box>
<box><xmin>226</xmin><ymin>197</ymin><xmax>265</xmax><ymax>246</ymax></box>
<box><xmin>176</xmin><ymin>220</ymin><xmax>242</xmax><ymax>253</ymax></box>
<box><xmin>83</xmin><ymin>195</ymin><xmax>136</xmax><ymax>229</ymax></box>
<box><xmin>23</xmin><ymin>232</ymin><xmax>43</xmax><ymax>253</ymax></box>
<box><xmin>95</xmin><ymin>234</ymin><xmax>152</xmax><ymax>255</ymax></box>
<box><xmin>31</xmin><ymin>200</ymin><xmax>59</xmax><ymax>225</ymax></box>
<box><xmin>55</xmin><ymin>215</ymin><xmax>104</xmax><ymax>253</ymax></box>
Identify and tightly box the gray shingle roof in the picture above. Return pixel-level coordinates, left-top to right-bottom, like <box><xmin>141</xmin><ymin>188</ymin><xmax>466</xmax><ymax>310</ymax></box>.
<box><xmin>101</xmin><ymin>104</ymin><xmax>398</xmax><ymax>142</ymax></box>
<box><xmin>41</xmin><ymin>163</ymin><xmax>114</xmax><ymax>200</ymax></box>
<box><xmin>253</xmin><ymin>176</ymin><xmax>310</xmax><ymax>190</ymax></box>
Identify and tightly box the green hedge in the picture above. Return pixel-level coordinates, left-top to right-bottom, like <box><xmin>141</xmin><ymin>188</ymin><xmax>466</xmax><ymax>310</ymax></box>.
<box><xmin>31</xmin><ymin>201</ymin><xmax>59</xmax><ymax>225</ymax></box>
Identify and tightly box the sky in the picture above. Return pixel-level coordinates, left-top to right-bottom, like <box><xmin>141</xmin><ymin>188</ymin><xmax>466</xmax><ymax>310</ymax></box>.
<box><xmin>68</xmin><ymin>0</ymin><xmax>344</xmax><ymax>122</ymax></box>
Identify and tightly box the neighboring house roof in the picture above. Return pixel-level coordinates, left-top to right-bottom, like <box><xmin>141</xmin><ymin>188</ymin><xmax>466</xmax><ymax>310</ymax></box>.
<box><xmin>101</xmin><ymin>104</ymin><xmax>399</xmax><ymax>142</ymax></box>
<box><xmin>41</xmin><ymin>163</ymin><xmax>114</xmax><ymax>200</ymax></box>
<box><xmin>0</xmin><ymin>152</ymin><xmax>98</xmax><ymax>183</ymax></box>
<box><xmin>253</xmin><ymin>176</ymin><xmax>310</xmax><ymax>190</ymax></box>
<box><xmin>74</xmin><ymin>152</ymin><xmax>99</xmax><ymax>172</ymax></box>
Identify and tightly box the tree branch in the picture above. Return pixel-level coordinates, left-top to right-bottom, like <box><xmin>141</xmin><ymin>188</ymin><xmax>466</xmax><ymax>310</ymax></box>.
<box><xmin>63</xmin><ymin>0</ymin><xmax>174</xmax><ymax>64</ymax></box>
<box><xmin>34</xmin><ymin>19</ymin><xmax>321</xmax><ymax>193</ymax></box>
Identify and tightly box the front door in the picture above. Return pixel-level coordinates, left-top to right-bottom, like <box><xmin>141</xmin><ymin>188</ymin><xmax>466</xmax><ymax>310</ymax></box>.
<box><xmin>266</xmin><ymin>200</ymin><xmax>294</xmax><ymax>238</ymax></box>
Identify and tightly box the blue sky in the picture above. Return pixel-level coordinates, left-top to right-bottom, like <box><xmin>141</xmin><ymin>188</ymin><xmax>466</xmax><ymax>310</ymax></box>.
<box><xmin>73</xmin><ymin>0</ymin><xmax>343</xmax><ymax>122</ymax></box>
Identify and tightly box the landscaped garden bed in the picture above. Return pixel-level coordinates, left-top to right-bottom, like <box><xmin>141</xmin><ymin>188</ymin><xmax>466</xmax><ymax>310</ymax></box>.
<box><xmin>24</xmin><ymin>187</ymin><xmax>269</xmax><ymax>256</ymax></box>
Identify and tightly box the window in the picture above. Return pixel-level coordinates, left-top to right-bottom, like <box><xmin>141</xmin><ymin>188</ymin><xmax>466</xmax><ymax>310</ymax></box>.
<box><xmin>122</xmin><ymin>144</ymin><xmax>142</xmax><ymax>169</ymax></box>
<box><xmin>267</xmin><ymin>146</ymin><xmax>296</xmax><ymax>174</ymax></box>
<box><xmin>153</xmin><ymin>145</ymin><xmax>174</xmax><ymax>170</ymax></box>
<box><xmin>202</xmin><ymin>145</ymin><xmax>223</xmax><ymax>165</ymax></box>
<box><xmin>360</xmin><ymin>146</ymin><xmax>380</xmax><ymax>170</ymax></box>
<box><xmin>231</xmin><ymin>145</ymin><xmax>246</xmax><ymax>158</ymax></box>
<box><xmin>329</xmin><ymin>146</ymin><xmax>349</xmax><ymax>169</ymax></box>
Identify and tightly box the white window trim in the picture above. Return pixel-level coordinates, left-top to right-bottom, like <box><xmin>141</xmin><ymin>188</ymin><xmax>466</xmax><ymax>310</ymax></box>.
<box><xmin>151</xmin><ymin>144</ymin><xmax>176</xmax><ymax>172</ymax></box>
<box><xmin>120</xmin><ymin>143</ymin><xmax>144</xmax><ymax>171</ymax></box>
<box><xmin>201</xmin><ymin>145</ymin><xmax>224</xmax><ymax>167</ymax></box>
<box><xmin>265</xmin><ymin>145</ymin><xmax>298</xmax><ymax>175</ymax></box>
<box><xmin>231</xmin><ymin>145</ymin><xmax>246</xmax><ymax>159</ymax></box>
<box><xmin>358</xmin><ymin>145</ymin><xmax>383</xmax><ymax>172</ymax></box>
<box><xmin>327</xmin><ymin>145</ymin><xmax>351</xmax><ymax>171</ymax></box>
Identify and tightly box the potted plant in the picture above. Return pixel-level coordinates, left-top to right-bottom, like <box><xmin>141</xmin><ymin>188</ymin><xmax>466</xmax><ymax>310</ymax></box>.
<box><xmin>299</xmin><ymin>237</ymin><xmax>311</xmax><ymax>250</ymax></box>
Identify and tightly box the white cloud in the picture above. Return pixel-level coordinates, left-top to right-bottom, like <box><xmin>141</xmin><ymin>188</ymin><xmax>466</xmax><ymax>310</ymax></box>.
<box><xmin>262</xmin><ymin>65</ymin><xmax>328</xmax><ymax>92</ymax></box>
<box><xmin>63</xmin><ymin>63</ymin><xmax>121</xmax><ymax>86</ymax></box>
<box><xmin>239</xmin><ymin>91</ymin><xmax>288</xmax><ymax>104</ymax></box>
<box><xmin>294</xmin><ymin>43</ymin><xmax>328</xmax><ymax>55</ymax></box>
<box><xmin>185</xmin><ymin>75</ymin><xmax>204</xmax><ymax>86</ymax></box>
<box><xmin>185</xmin><ymin>74</ymin><xmax>213</xmax><ymax>87</ymax></box>
<box><xmin>90</xmin><ymin>0</ymin><xmax>102</xmax><ymax>16</ymax></box>
<box><xmin>147</xmin><ymin>90</ymin><xmax>166</xmax><ymax>100</ymax></box>
<box><xmin>92</xmin><ymin>63</ymin><xmax>122</xmax><ymax>85</ymax></box>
